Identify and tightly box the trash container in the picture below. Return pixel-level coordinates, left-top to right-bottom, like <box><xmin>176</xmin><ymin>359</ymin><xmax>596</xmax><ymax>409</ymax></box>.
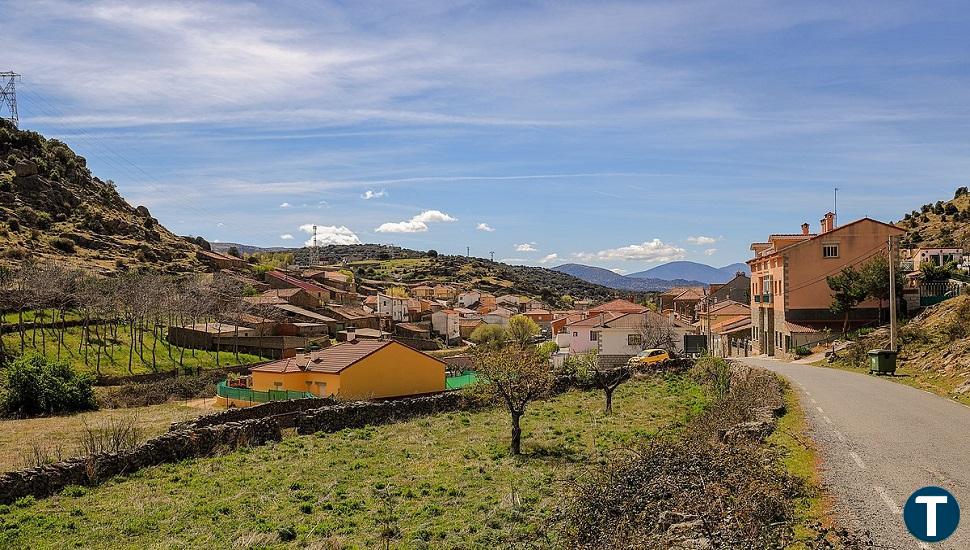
<box><xmin>868</xmin><ymin>349</ymin><xmax>897</xmax><ymax>375</ymax></box>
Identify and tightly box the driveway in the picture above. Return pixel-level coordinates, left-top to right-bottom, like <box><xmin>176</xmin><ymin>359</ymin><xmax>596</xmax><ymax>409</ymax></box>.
<box><xmin>740</xmin><ymin>357</ymin><xmax>970</xmax><ymax>549</ymax></box>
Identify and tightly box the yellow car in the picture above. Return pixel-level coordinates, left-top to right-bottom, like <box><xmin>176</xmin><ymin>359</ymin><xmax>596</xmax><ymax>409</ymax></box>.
<box><xmin>629</xmin><ymin>348</ymin><xmax>670</xmax><ymax>366</ymax></box>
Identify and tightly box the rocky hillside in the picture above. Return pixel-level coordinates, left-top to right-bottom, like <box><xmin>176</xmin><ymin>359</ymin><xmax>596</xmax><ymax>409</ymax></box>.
<box><xmin>0</xmin><ymin>120</ymin><xmax>201</xmax><ymax>272</ymax></box>
<box><xmin>898</xmin><ymin>187</ymin><xmax>970</xmax><ymax>249</ymax></box>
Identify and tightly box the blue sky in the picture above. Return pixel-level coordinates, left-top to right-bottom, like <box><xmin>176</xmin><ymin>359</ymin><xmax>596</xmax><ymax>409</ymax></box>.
<box><xmin>4</xmin><ymin>1</ymin><xmax>969</xmax><ymax>273</ymax></box>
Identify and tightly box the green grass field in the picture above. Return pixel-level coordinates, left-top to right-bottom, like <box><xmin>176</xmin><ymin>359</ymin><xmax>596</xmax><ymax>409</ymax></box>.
<box><xmin>2</xmin><ymin>323</ymin><xmax>264</xmax><ymax>378</ymax></box>
<box><xmin>0</xmin><ymin>377</ymin><xmax>706</xmax><ymax>549</ymax></box>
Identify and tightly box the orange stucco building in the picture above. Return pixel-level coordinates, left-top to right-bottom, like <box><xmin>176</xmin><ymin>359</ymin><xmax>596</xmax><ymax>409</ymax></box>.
<box><xmin>247</xmin><ymin>339</ymin><xmax>446</xmax><ymax>401</ymax></box>
<box><xmin>748</xmin><ymin>213</ymin><xmax>904</xmax><ymax>356</ymax></box>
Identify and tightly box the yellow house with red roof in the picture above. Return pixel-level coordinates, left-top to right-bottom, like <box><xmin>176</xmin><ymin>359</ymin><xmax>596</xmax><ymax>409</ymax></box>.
<box><xmin>220</xmin><ymin>339</ymin><xmax>446</xmax><ymax>406</ymax></box>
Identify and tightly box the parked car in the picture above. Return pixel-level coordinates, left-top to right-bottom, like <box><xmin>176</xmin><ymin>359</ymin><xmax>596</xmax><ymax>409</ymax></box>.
<box><xmin>629</xmin><ymin>348</ymin><xmax>670</xmax><ymax>366</ymax></box>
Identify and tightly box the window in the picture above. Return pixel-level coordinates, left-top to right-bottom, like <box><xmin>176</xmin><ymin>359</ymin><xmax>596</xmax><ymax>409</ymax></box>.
<box><xmin>628</xmin><ymin>334</ymin><xmax>642</xmax><ymax>346</ymax></box>
<box><xmin>590</xmin><ymin>331</ymin><xmax>599</xmax><ymax>341</ymax></box>
<box><xmin>573</xmin><ymin>332</ymin><xmax>578</xmax><ymax>337</ymax></box>
<box><xmin>822</xmin><ymin>244</ymin><xmax>839</xmax><ymax>258</ymax></box>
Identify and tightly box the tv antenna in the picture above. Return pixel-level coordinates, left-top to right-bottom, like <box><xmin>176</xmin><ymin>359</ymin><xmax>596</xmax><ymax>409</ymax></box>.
<box><xmin>1</xmin><ymin>72</ymin><xmax>19</xmax><ymax>127</ymax></box>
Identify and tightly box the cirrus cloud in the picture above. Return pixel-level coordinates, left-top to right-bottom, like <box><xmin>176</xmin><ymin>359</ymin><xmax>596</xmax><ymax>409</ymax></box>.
<box><xmin>361</xmin><ymin>189</ymin><xmax>386</xmax><ymax>200</ymax></box>
<box><xmin>374</xmin><ymin>209</ymin><xmax>457</xmax><ymax>233</ymax></box>
<box><xmin>687</xmin><ymin>235</ymin><xmax>719</xmax><ymax>245</ymax></box>
<box><xmin>575</xmin><ymin>239</ymin><xmax>686</xmax><ymax>263</ymax></box>
<box><xmin>704</xmin><ymin>248</ymin><xmax>718</xmax><ymax>256</ymax></box>
<box><xmin>538</xmin><ymin>253</ymin><xmax>559</xmax><ymax>264</ymax></box>
<box><xmin>298</xmin><ymin>223</ymin><xmax>361</xmax><ymax>246</ymax></box>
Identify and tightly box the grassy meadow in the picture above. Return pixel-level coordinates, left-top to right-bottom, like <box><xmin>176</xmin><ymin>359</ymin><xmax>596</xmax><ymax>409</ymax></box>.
<box><xmin>0</xmin><ymin>376</ymin><xmax>706</xmax><ymax>549</ymax></box>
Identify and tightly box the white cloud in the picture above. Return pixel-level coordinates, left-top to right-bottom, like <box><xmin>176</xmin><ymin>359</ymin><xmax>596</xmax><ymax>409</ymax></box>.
<box><xmin>515</xmin><ymin>242</ymin><xmax>537</xmax><ymax>252</ymax></box>
<box><xmin>375</xmin><ymin>210</ymin><xmax>457</xmax><ymax>233</ymax></box>
<box><xmin>538</xmin><ymin>253</ymin><xmax>559</xmax><ymax>264</ymax></box>
<box><xmin>476</xmin><ymin>223</ymin><xmax>495</xmax><ymax>232</ymax></box>
<box><xmin>280</xmin><ymin>234</ymin><xmax>294</xmax><ymax>240</ymax></box>
<box><xmin>298</xmin><ymin>224</ymin><xmax>362</xmax><ymax>246</ymax></box>
<box><xmin>704</xmin><ymin>248</ymin><xmax>718</xmax><ymax>256</ymax></box>
<box><xmin>279</xmin><ymin>202</ymin><xmax>291</xmax><ymax>208</ymax></box>
<box><xmin>361</xmin><ymin>189</ymin><xmax>386</xmax><ymax>200</ymax></box>
<box><xmin>575</xmin><ymin>239</ymin><xmax>686</xmax><ymax>263</ymax></box>
<box><xmin>687</xmin><ymin>235</ymin><xmax>719</xmax><ymax>245</ymax></box>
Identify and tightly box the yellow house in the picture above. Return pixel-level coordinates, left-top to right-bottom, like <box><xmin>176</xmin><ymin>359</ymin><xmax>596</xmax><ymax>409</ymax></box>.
<box><xmin>248</xmin><ymin>339</ymin><xmax>446</xmax><ymax>401</ymax></box>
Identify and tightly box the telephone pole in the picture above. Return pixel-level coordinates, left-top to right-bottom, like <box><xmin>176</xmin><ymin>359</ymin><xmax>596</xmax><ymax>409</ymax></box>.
<box><xmin>888</xmin><ymin>236</ymin><xmax>898</xmax><ymax>352</ymax></box>
<box><xmin>489</xmin><ymin>251</ymin><xmax>494</xmax><ymax>262</ymax></box>
<box><xmin>0</xmin><ymin>72</ymin><xmax>19</xmax><ymax>127</ymax></box>
<box><xmin>466</xmin><ymin>246</ymin><xmax>470</xmax><ymax>257</ymax></box>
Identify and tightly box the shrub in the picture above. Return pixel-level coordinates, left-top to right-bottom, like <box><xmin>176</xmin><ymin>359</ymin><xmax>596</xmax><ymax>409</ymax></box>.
<box><xmin>7</xmin><ymin>218</ymin><xmax>18</xmax><ymax>232</ymax></box>
<box><xmin>1</xmin><ymin>354</ymin><xmax>97</xmax><ymax>417</ymax></box>
<box><xmin>50</xmin><ymin>236</ymin><xmax>76</xmax><ymax>253</ymax></box>
<box><xmin>35</xmin><ymin>211</ymin><xmax>53</xmax><ymax>229</ymax></box>
<box><xmin>794</xmin><ymin>346</ymin><xmax>811</xmax><ymax>357</ymax></box>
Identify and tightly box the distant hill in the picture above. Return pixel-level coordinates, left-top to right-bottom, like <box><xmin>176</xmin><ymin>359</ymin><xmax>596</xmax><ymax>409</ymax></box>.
<box><xmin>0</xmin><ymin>120</ymin><xmax>201</xmax><ymax>272</ymax></box>
<box><xmin>628</xmin><ymin>261</ymin><xmax>749</xmax><ymax>284</ymax></box>
<box><xmin>552</xmin><ymin>263</ymin><xmax>705</xmax><ymax>291</ymax></box>
<box><xmin>211</xmin><ymin>242</ymin><xmax>624</xmax><ymax>303</ymax></box>
<box><xmin>898</xmin><ymin>187</ymin><xmax>970</xmax><ymax>250</ymax></box>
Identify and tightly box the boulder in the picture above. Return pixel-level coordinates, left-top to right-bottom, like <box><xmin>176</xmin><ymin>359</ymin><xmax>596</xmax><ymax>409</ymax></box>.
<box><xmin>13</xmin><ymin>160</ymin><xmax>38</xmax><ymax>177</ymax></box>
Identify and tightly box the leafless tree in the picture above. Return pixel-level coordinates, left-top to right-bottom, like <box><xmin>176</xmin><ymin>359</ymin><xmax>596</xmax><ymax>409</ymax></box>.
<box><xmin>474</xmin><ymin>344</ymin><xmax>554</xmax><ymax>455</ymax></box>
<box><xmin>574</xmin><ymin>350</ymin><xmax>630</xmax><ymax>415</ymax></box>
<box><xmin>636</xmin><ymin>312</ymin><xmax>676</xmax><ymax>352</ymax></box>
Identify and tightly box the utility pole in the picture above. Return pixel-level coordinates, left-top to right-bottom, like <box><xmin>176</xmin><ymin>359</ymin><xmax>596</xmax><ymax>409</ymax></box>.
<box><xmin>308</xmin><ymin>224</ymin><xmax>319</xmax><ymax>266</ymax></box>
<box><xmin>466</xmin><ymin>246</ymin><xmax>470</xmax><ymax>257</ymax></box>
<box><xmin>489</xmin><ymin>251</ymin><xmax>494</xmax><ymax>262</ymax></box>
<box><xmin>888</xmin><ymin>236</ymin><xmax>898</xmax><ymax>352</ymax></box>
<box><xmin>0</xmin><ymin>72</ymin><xmax>19</xmax><ymax>127</ymax></box>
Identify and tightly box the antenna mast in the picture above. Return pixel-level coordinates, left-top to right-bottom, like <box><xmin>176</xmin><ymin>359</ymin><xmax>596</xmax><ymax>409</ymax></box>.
<box><xmin>834</xmin><ymin>187</ymin><xmax>839</xmax><ymax>228</ymax></box>
<box><xmin>0</xmin><ymin>72</ymin><xmax>20</xmax><ymax>127</ymax></box>
<box><xmin>309</xmin><ymin>224</ymin><xmax>320</xmax><ymax>266</ymax></box>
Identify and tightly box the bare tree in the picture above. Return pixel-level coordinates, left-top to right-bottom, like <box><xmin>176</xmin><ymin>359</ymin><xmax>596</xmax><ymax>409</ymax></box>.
<box><xmin>574</xmin><ymin>350</ymin><xmax>630</xmax><ymax>415</ymax></box>
<box><xmin>636</xmin><ymin>312</ymin><xmax>676</xmax><ymax>352</ymax></box>
<box><xmin>474</xmin><ymin>345</ymin><xmax>554</xmax><ymax>455</ymax></box>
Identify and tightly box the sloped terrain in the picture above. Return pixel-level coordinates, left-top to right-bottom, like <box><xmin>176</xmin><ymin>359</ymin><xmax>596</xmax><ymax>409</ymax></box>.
<box><xmin>0</xmin><ymin>120</ymin><xmax>201</xmax><ymax>272</ymax></box>
<box><xmin>898</xmin><ymin>187</ymin><xmax>970</xmax><ymax>249</ymax></box>
<box><xmin>837</xmin><ymin>295</ymin><xmax>970</xmax><ymax>402</ymax></box>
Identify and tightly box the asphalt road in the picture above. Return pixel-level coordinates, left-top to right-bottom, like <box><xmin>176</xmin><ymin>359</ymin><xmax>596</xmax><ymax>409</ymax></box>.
<box><xmin>740</xmin><ymin>357</ymin><xmax>970</xmax><ymax>549</ymax></box>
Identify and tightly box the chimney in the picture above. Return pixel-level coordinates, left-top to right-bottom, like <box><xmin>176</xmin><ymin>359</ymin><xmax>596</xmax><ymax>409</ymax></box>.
<box><xmin>346</xmin><ymin>327</ymin><xmax>356</xmax><ymax>343</ymax></box>
<box><xmin>820</xmin><ymin>212</ymin><xmax>835</xmax><ymax>234</ymax></box>
<box><xmin>801</xmin><ymin>223</ymin><xmax>810</xmax><ymax>235</ymax></box>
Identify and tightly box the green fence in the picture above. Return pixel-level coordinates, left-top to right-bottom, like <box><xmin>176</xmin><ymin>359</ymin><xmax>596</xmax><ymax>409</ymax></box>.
<box><xmin>445</xmin><ymin>371</ymin><xmax>479</xmax><ymax>390</ymax></box>
<box><xmin>217</xmin><ymin>380</ymin><xmax>313</xmax><ymax>403</ymax></box>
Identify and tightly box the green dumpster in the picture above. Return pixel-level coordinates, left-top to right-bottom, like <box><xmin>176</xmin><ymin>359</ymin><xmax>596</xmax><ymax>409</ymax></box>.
<box><xmin>868</xmin><ymin>349</ymin><xmax>897</xmax><ymax>375</ymax></box>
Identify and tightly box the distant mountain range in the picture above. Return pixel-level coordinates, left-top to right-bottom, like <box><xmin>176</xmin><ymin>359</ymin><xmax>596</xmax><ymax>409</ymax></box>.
<box><xmin>553</xmin><ymin>261</ymin><xmax>749</xmax><ymax>291</ymax></box>
<box><xmin>628</xmin><ymin>261</ymin><xmax>749</xmax><ymax>284</ymax></box>
<box><xmin>552</xmin><ymin>264</ymin><xmax>707</xmax><ymax>291</ymax></box>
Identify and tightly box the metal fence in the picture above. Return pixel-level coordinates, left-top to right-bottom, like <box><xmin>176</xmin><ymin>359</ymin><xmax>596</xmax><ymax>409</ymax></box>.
<box><xmin>445</xmin><ymin>371</ymin><xmax>478</xmax><ymax>390</ymax></box>
<box><xmin>216</xmin><ymin>380</ymin><xmax>313</xmax><ymax>403</ymax></box>
<box><xmin>920</xmin><ymin>282</ymin><xmax>963</xmax><ymax>307</ymax></box>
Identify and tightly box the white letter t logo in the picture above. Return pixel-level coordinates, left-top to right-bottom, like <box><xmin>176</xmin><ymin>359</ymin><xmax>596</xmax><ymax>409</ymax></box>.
<box><xmin>916</xmin><ymin>495</ymin><xmax>949</xmax><ymax>537</ymax></box>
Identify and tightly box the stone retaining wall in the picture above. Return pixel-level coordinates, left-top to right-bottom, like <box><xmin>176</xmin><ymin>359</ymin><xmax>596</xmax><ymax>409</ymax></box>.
<box><xmin>172</xmin><ymin>397</ymin><xmax>333</xmax><ymax>431</ymax></box>
<box><xmin>295</xmin><ymin>392</ymin><xmax>484</xmax><ymax>435</ymax></box>
<box><xmin>0</xmin><ymin>418</ymin><xmax>281</xmax><ymax>504</ymax></box>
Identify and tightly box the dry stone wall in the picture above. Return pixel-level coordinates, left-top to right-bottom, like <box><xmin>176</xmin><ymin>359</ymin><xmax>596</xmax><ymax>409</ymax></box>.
<box><xmin>0</xmin><ymin>418</ymin><xmax>281</xmax><ymax>504</ymax></box>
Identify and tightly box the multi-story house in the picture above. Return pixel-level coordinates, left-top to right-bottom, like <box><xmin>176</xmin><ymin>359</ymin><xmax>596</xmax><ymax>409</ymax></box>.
<box><xmin>748</xmin><ymin>213</ymin><xmax>904</xmax><ymax>356</ymax></box>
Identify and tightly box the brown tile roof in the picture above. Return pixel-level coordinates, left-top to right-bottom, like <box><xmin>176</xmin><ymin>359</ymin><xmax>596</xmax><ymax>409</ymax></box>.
<box><xmin>785</xmin><ymin>321</ymin><xmax>819</xmax><ymax>334</ymax></box>
<box><xmin>588</xmin><ymin>299</ymin><xmax>647</xmax><ymax>314</ymax></box>
<box><xmin>267</xmin><ymin>271</ymin><xmax>331</xmax><ymax>294</ymax></box>
<box><xmin>243</xmin><ymin>295</ymin><xmax>286</xmax><ymax>306</ymax></box>
<box><xmin>566</xmin><ymin>311</ymin><xmax>623</xmax><ymax>327</ymax></box>
<box><xmin>252</xmin><ymin>340</ymin><xmax>397</xmax><ymax>374</ymax></box>
<box><xmin>673</xmin><ymin>288</ymin><xmax>706</xmax><ymax>301</ymax></box>
<box><xmin>271</xmin><ymin>304</ymin><xmax>337</xmax><ymax>323</ymax></box>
